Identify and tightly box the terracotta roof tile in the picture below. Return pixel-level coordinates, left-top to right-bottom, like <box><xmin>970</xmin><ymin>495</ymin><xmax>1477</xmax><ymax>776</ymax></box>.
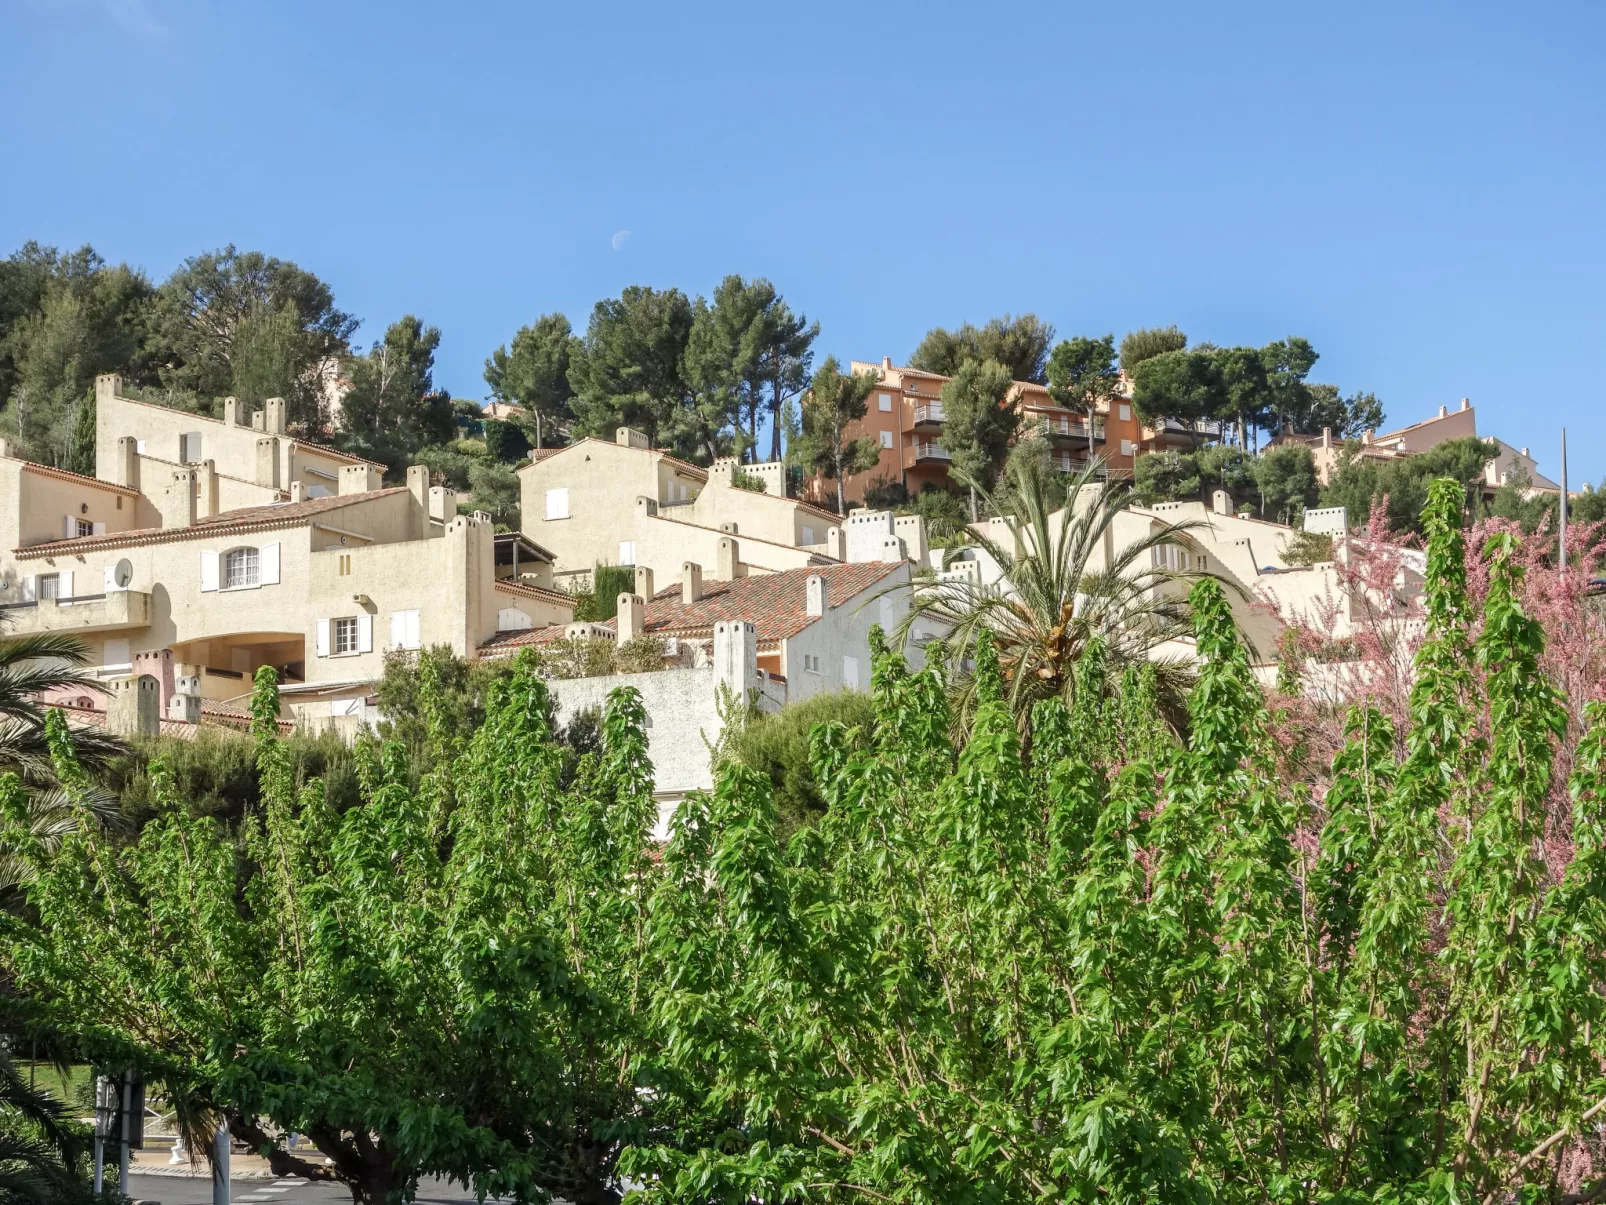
<box><xmin>14</xmin><ymin>488</ymin><xmax>409</xmax><ymax>557</ymax></box>
<box><xmin>8</xmin><ymin>457</ymin><xmax>141</xmax><ymax>497</ymax></box>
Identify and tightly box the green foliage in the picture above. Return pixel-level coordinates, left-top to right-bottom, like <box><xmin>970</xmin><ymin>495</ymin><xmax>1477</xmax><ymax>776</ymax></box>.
<box><xmin>797</xmin><ymin>356</ymin><xmax>881</xmax><ymax>513</ymax></box>
<box><xmin>465</xmin><ymin>460</ymin><xmax>521</xmax><ymax>528</ymax></box>
<box><xmin>568</xmin><ymin>285</ymin><xmax>697</xmax><ymax>455</ymax></box>
<box><xmin>727</xmin><ymin>689</ymin><xmax>877</xmax><ymax>834</ymax></box>
<box><xmin>1278</xmin><ymin>527</ymin><xmax>1334</xmax><ymax>565</ymax></box>
<box><xmin>1046</xmin><ymin>333</ymin><xmax>1119</xmax><ymax>459</ymax></box>
<box><xmin>2</xmin><ymin>657</ymin><xmax>668</xmax><ymax>1205</ymax></box>
<box><xmin>1302</xmin><ymin>382</ymin><xmax>1386</xmax><ymax>438</ymax></box>
<box><xmin>729</xmin><ymin>466</ymin><xmax>765</xmax><ymax>492</ymax></box>
<box><xmin>0</xmin><ymin>1047</ymin><xmax>92</xmax><ymax>1205</ymax></box>
<box><xmin>103</xmin><ymin>726</ymin><xmax>360</xmax><ymax>823</ymax></box>
<box><xmin>1129</xmin><ymin>346</ymin><xmax>1222</xmax><ymax>436</ymax></box>
<box><xmin>1254</xmin><ymin>442</ymin><xmax>1319</xmax><ymax>522</ymax></box>
<box><xmin>900</xmin><ymin>485</ymin><xmax>970</xmax><ymax>546</ymax></box>
<box><xmin>615</xmin><ymin>635</ymin><xmax>668</xmax><ymax>674</ymax></box>
<box><xmin>1321</xmin><ymin>434</ymin><xmax>1498</xmax><ymax>534</ymax></box>
<box><xmin>938</xmin><ymin>357</ymin><xmax>1019</xmax><ymax>518</ymax></box>
<box><xmin>482</xmin><ymin>312</ymin><xmax>574</xmax><ymax>448</ymax></box>
<box><xmin>1133</xmin><ymin>446</ymin><xmax>1202</xmax><ymax>504</ymax></box>
<box><xmin>373</xmin><ymin>645</ymin><xmax>515</xmax><ymax>772</ymax></box>
<box><xmin>860</xmin><ymin>475</ymin><xmax>908</xmax><ymax>509</ymax></box>
<box><xmin>909</xmin><ymin>313</ymin><xmax>1055</xmax><ymax>383</ymax></box>
<box><xmin>481</xmin><ymin>417</ymin><xmax>530</xmax><ymax>463</ymax></box>
<box><xmin>570</xmin><ymin>564</ymin><xmax>637</xmax><ymax>623</ymax></box>
<box><xmin>337</xmin><ymin>316</ymin><xmax>455</xmax><ymax>476</ymax></box>
<box><xmin>1117</xmin><ymin>323</ymin><xmax>1187</xmax><ymax>371</ymax></box>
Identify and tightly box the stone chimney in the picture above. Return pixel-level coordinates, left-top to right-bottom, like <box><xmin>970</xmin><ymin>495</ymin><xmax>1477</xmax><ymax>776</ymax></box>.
<box><xmin>95</xmin><ymin>373</ymin><xmax>122</xmax><ymax>403</ymax></box>
<box><xmin>615</xmin><ymin>427</ymin><xmax>649</xmax><ymax>449</ymax></box>
<box><xmin>719</xmin><ymin>520</ymin><xmax>738</xmax><ymax>534</ymax></box>
<box><xmin>160</xmin><ymin>468</ymin><xmax>198</xmax><ymax>528</ymax></box>
<box><xmin>106</xmin><ymin>674</ymin><xmax>159</xmax><ymax>737</ymax></box>
<box><xmin>713</xmin><ymin>620</ymin><xmax>757</xmax><ymax>700</ymax></box>
<box><xmin>264</xmin><ymin>397</ymin><xmax>287</xmax><ymax>435</ymax></box>
<box><xmin>1521</xmin><ymin>446</ymin><xmax>1530</xmax><ymax>459</ymax></box>
<box><xmin>806</xmin><ymin>573</ymin><xmax>827</xmax><ymax>617</ymax></box>
<box><xmin>290</xmin><ymin>480</ymin><xmax>305</xmax><ymax>503</ymax></box>
<box><xmin>1362</xmin><ymin>429</ymin><xmax>1374</xmax><ymax>446</ymax></box>
<box><xmin>682</xmin><ymin>561</ymin><xmax>703</xmax><ymax>604</ymax></box>
<box><xmin>827</xmin><ymin>527</ymin><xmax>844</xmax><ymax>560</ymax></box>
<box><xmin>717</xmin><ymin>536</ymin><xmax>740</xmax><ymax>580</ymax></box>
<box><xmin>168</xmin><ymin>671</ymin><xmax>202</xmax><ymax>724</ymax></box>
<box><xmin>114</xmin><ymin>436</ymin><xmax>140</xmax><ymax>488</ymax></box>
<box><xmin>1212</xmin><ymin>489</ymin><xmax>1232</xmax><ymax>516</ymax></box>
<box><xmin>1321</xmin><ymin>427</ymin><xmax>1332</xmax><ymax>449</ymax></box>
<box><xmin>196</xmin><ymin>459</ymin><xmax>217</xmax><ymax>518</ymax></box>
<box><xmin>256</xmin><ymin>437</ymin><xmax>281</xmax><ymax>488</ymax></box>
<box><xmin>634</xmin><ymin>566</ymin><xmax>655</xmax><ymax>600</ymax></box>
<box><xmin>428</xmin><ymin>485</ymin><xmax>458</xmax><ymax>524</ymax></box>
<box><xmin>251</xmin><ymin>411</ymin><xmax>266</xmax><ymax>432</ymax></box>
<box><xmin>406</xmin><ymin>464</ymin><xmax>430</xmax><ymax>515</ymax></box>
<box><xmin>223</xmin><ymin>397</ymin><xmax>243</xmax><ymax>427</ymax></box>
<box><xmin>1460</xmin><ymin>397</ymin><xmax>1471</xmax><ymax>411</ymax></box>
<box><xmin>882</xmin><ymin>355</ymin><xmax>892</xmax><ymax>370</ymax></box>
<box><xmin>132</xmin><ymin>648</ymin><xmax>176</xmax><ymax>713</ymax></box>
<box><xmin>1438</xmin><ymin>405</ymin><xmax>1448</xmax><ymax>418</ymax></box>
<box><xmin>635</xmin><ymin>496</ymin><xmax>658</xmax><ymax>518</ymax></box>
<box><xmin>616</xmin><ymin>593</ymin><xmax>645</xmax><ymax>643</ymax></box>
<box><xmin>709</xmin><ymin>457</ymin><xmax>736</xmax><ymax>488</ymax></box>
<box><xmin>339</xmin><ymin>464</ymin><xmax>383</xmax><ymax>495</ymax></box>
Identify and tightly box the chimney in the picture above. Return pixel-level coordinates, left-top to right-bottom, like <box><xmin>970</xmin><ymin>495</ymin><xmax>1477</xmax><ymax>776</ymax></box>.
<box><xmin>115</xmin><ymin>436</ymin><xmax>140</xmax><ymax>488</ymax></box>
<box><xmin>106</xmin><ymin>674</ymin><xmax>159</xmax><ymax>737</ymax></box>
<box><xmin>160</xmin><ymin>468</ymin><xmax>198</xmax><ymax>528</ymax></box>
<box><xmin>428</xmin><ymin>485</ymin><xmax>458</xmax><ymax>523</ymax></box>
<box><xmin>251</xmin><ymin>411</ymin><xmax>266</xmax><ymax>432</ymax></box>
<box><xmin>1362</xmin><ymin>429</ymin><xmax>1374</xmax><ymax>446</ymax></box>
<box><xmin>1212</xmin><ymin>488</ymin><xmax>1232</xmax><ymax>516</ymax></box>
<box><xmin>827</xmin><ymin>526</ymin><xmax>844</xmax><ymax>560</ymax></box>
<box><xmin>615</xmin><ymin>427</ymin><xmax>649</xmax><ymax>449</ymax></box>
<box><xmin>95</xmin><ymin>373</ymin><xmax>121</xmax><ymax>403</ymax></box>
<box><xmin>1521</xmin><ymin>446</ymin><xmax>1530</xmax><ymax>458</ymax></box>
<box><xmin>196</xmin><ymin>459</ymin><xmax>217</xmax><ymax>517</ymax></box>
<box><xmin>682</xmin><ymin>561</ymin><xmax>703</xmax><ymax>604</ymax></box>
<box><xmin>407</xmin><ymin>464</ymin><xmax>430</xmax><ymax>515</ymax></box>
<box><xmin>719</xmin><ymin>520</ymin><xmax>738</xmax><ymax>534</ymax></box>
<box><xmin>339</xmin><ymin>464</ymin><xmax>383</xmax><ymax>495</ymax></box>
<box><xmin>634</xmin><ymin>566</ymin><xmax>655</xmax><ymax>600</ymax></box>
<box><xmin>1438</xmin><ymin>405</ymin><xmax>1448</xmax><ymax>418</ymax></box>
<box><xmin>264</xmin><ymin>397</ymin><xmax>287</xmax><ymax>434</ymax></box>
<box><xmin>1321</xmin><ymin>426</ymin><xmax>1332</xmax><ymax>449</ymax></box>
<box><xmin>882</xmin><ymin>356</ymin><xmax>892</xmax><ymax>370</ymax></box>
<box><xmin>256</xmin><ymin>437</ymin><xmax>281</xmax><ymax>488</ymax></box>
<box><xmin>716</xmin><ymin>536</ymin><xmax>740</xmax><ymax>580</ymax></box>
<box><xmin>223</xmin><ymin>396</ymin><xmax>243</xmax><ymax>427</ymax></box>
<box><xmin>290</xmin><ymin>480</ymin><xmax>305</xmax><ymax>503</ymax></box>
<box><xmin>616</xmin><ymin>593</ymin><xmax>645</xmax><ymax>643</ymax></box>
<box><xmin>1460</xmin><ymin>397</ymin><xmax>1471</xmax><ymax>411</ymax></box>
<box><xmin>806</xmin><ymin>573</ymin><xmax>827</xmax><ymax>617</ymax></box>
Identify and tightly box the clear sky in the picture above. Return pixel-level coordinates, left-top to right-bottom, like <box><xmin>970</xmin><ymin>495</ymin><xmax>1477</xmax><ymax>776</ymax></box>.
<box><xmin>5</xmin><ymin>0</ymin><xmax>1602</xmax><ymax>482</ymax></box>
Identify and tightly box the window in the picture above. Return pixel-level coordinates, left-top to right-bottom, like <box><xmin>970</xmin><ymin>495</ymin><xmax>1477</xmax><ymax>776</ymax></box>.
<box><xmin>75</xmin><ymin>518</ymin><xmax>93</xmax><ymax>537</ymax></box>
<box><xmin>619</xmin><ymin>541</ymin><xmax>636</xmax><ymax>566</ymax></box>
<box><xmin>338</xmin><ymin>553</ymin><xmax>352</xmax><ymax>576</ymax></box>
<box><xmin>1119</xmin><ymin>403</ymin><xmax>1131</xmax><ymax>422</ymax></box>
<box><xmin>803</xmin><ymin>653</ymin><xmax>821</xmax><ymax>674</ymax></box>
<box><xmin>181</xmin><ymin>432</ymin><xmax>204</xmax><ymax>463</ymax></box>
<box><xmin>545</xmin><ymin>488</ymin><xmax>569</xmax><ymax>520</ymax></box>
<box><xmin>801</xmin><ymin>525</ymin><xmax>815</xmax><ymax>545</ymax></box>
<box><xmin>1152</xmin><ymin>545</ymin><xmax>1192</xmax><ymax>572</ymax></box>
<box><xmin>842</xmin><ymin>655</ymin><xmax>860</xmax><ymax>688</ymax></box>
<box><xmin>879</xmin><ymin>430</ymin><xmax>893</xmax><ymax>449</ymax></box>
<box><xmin>878</xmin><ymin>393</ymin><xmax>892</xmax><ymax>412</ymax></box>
<box><xmin>1121</xmin><ymin>439</ymin><xmax>1134</xmax><ymax>457</ymax></box>
<box><xmin>223</xmin><ymin>547</ymin><xmax>260</xmax><ymax>589</ymax></box>
<box><xmin>332</xmin><ymin>616</ymin><xmax>361</xmax><ymax>655</ymax></box>
<box><xmin>37</xmin><ymin>574</ymin><xmax>60</xmax><ymax>601</ymax></box>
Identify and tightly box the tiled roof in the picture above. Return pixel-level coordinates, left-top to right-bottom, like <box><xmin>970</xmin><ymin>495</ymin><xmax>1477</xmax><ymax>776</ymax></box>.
<box><xmin>14</xmin><ymin>488</ymin><xmax>408</xmax><ymax>557</ymax></box>
<box><xmin>8</xmin><ymin>457</ymin><xmax>141</xmax><ymax>497</ymax></box>
<box><xmin>515</xmin><ymin>437</ymin><xmax>712</xmax><ymax>482</ymax></box>
<box><xmin>477</xmin><ymin>561</ymin><xmax>905</xmax><ymax>656</ymax></box>
<box><xmin>109</xmin><ymin>391</ymin><xmax>385</xmax><ymax>469</ymax></box>
<box><xmin>494</xmin><ymin>580</ymin><xmax>579</xmax><ymax>608</ymax></box>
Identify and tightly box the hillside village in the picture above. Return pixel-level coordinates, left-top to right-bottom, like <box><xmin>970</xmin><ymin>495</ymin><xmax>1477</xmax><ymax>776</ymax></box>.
<box><xmin>0</xmin><ymin>363</ymin><xmax>1576</xmax><ymax>822</ymax></box>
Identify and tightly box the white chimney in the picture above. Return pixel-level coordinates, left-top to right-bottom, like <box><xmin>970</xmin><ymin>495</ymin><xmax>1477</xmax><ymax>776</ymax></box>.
<box><xmin>616</xmin><ymin>593</ymin><xmax>645</xmax><ymax>643</ymax></box>
<box><xmin>806</xmin><ymin>574</ymin><xmax>827</xmax><ymax>617</ymax></box>
<box><xmin>682</xmin><ymin>561</ymin><xmax>703</xmax><ymax>604</ymax></box>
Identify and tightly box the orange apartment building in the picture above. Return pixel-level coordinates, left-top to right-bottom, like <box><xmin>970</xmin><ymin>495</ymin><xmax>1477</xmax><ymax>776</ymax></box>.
<box><xmin>814</xmin><ymin>357</ymin><xmax>1162</xmax><ymax>507</ymax></box>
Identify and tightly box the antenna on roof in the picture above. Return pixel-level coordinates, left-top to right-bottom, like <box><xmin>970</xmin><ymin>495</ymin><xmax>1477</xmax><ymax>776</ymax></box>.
<box><xmin>1559</xmin><ymin>428</ymin><xmax>1569</xmax><ymax>578</ymax></box>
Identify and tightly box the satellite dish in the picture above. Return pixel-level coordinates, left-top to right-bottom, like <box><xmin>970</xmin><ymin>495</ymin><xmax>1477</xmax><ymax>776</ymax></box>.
<box><xmin>113</xmin><ymin>559</ymin><xmax>134</xmax><ymax>589</ymax></box>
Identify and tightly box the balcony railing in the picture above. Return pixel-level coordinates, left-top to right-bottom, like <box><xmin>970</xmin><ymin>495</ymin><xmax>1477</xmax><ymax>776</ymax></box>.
<box><xmin>913</xmin><ymin>403</ymin><xmax>946</xmax><ymax>427</ymax></box>
<box><xmin>0</xmin><ymin>590</ymin><xmax>150</xmax><ymax>635</ymax></box>
<box><xmin>1037</xmin><ymin>415</ymin><xmax>1106</xmax><ymax>442</ymax></box>
<box><xmin>912</xmin><ymin>441</ymin><xmax>951</xmax><ymax>462</ymax></box>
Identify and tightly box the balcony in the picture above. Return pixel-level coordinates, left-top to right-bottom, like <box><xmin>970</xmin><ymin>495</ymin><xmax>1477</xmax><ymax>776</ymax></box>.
<box><xmin>0</xmin><ymin>590</ymin><xmax>151</xmax><ymax>635</ymax></box>
<box><xmin>1036</xmin><ymin>414</ymin><xmax>1106</xmax><ymax>444</ymax></box>
<box><xmin>913</xmin><ymin>402</ymin><xmax>946</xmax><ymax>429</ymax></box>
<box><xmin>911</xmin><ymin>441</ymin><xmax>951</xmax><ymax>463</ymax></box>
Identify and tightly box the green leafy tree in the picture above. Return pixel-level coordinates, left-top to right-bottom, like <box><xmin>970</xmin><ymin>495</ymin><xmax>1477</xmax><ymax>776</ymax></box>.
<box><xmin>146</xmin><ymin>245</ymin><xmax>355</xmax><ymax>427</ymax></box>
<box><xmin>567</xmin><ymin>286</ymin><xmax>695</xmax><ymax>455</ymax></box>
<box><xmin>1194</xmin><ymin>443</ymin><xmax>1258</xmax><ymax>507</ymax></box>
<box><xmin>0</xmin><ymin>246</ymin><xmax>151</xmax><ymax>467</ymax></box>
<box><xmin>1129</xmin><ymin>347</ymin><xmax>1222</xmax><ymax>445</ymax></box>
<box><xmin>1254</xmin><ymin>442</ymin><xmax>1319</xmax><ymax>522</ymax></box>
<box><xmin>728</xmin><ymin>689</ymin><xmax>876</xmax><ymax>835</ymax></box>
<box><xmin>797</xmin><ymin>356</ymin><xmax>880</xmax><ymax>514</ymax></box>
<box><xmin>1046</xmin><ymin>334</ymin><xmax>1119</xmax><ymax>463</ymax></box>
<box><xmin>1321</xmin><ymin>435</ymin><xmax>1497</xmax><ymax>534</ymax></box>
<box><xmin>2</xmin><ymin>662</ymin><xmax>672</xmax><ymax>1205</ymax></box>
<box><xmin>910</xmin><ymin>314</ymin><xmax>1055</xmax><ymax>383</ymax></box>
<box><xmin>481</xmin><ymin>417</ymin><xmax>530</xmax><ymax>464</ymax></box>
<box><xmin>938</xmin><ymin>358</ymin><xmax>1018</xmax><ymax>519</ymax></box>
<box><xmin>0</xmin><ymin>1046</ymin><xmax>90</xmax><ymax>1205</ymax></box>
<box><xmin>1259</xmin><ymin>335</ymin><xmax>1320</xmax><ymax>433</ymax></box>
<box><xmin>482</xmin><ymin>312</ymin><xmax>574</xmax><ymax>449</ymax></box>
<box><xmin>1303</xmin><ymin>383</ymin><xmax>1385</xmax><ymax>438</ymax></box>
<box><xmin>1117</xmin><ymin>323</ymin><xmax>1187</xmax><ymax>371</ymax></box>
<box><xmin>337</xmin><ymin>316</ymin><xmax>454</xmax><ymax>475</ymax></box>
<box><xmin>1210</xmin><ymin>344</ymin><xmax>1271</xmax><ymax>448</ymax></box>
<box><xmin>466</xmin><ymin>461</ymin><xmax>522</xmax><ymax>527</ymax></box>
<box><xmin>1133</xmin><ymin>447</ymin><xmax>1202</xmax><ymax>504</ymax></box>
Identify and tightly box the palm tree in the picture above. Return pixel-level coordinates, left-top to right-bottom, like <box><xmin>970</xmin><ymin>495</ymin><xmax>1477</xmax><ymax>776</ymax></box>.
<box><xmin>895</xmin><ymin>456</ymin><xmax>1208</xmax><ymax>737</ymax></box>
<box><xmin>0</xmin><ymin>1049</ymin><xmax>88</xmax><ymax>1205</ymax></box>
<box><xmin>0</xmin><ymin>626</ymin><xmax>125</xmax><ymax>892</ymax></box>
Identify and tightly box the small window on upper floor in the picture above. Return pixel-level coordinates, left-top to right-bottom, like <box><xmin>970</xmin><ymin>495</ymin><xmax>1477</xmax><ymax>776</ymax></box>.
<box><xmin>37</xmin><ymin>574</ymin><xmax>60</xmax><ymax>601</ymax></box>
<box><xmin>224</xmin><ymin>546</ymin><xmax>260</xmax><ymax>589</ymax></box>
<box><xmin>332</xmin><ymin>616</ymin><xmax>361</xmax><ymax>655</ymax></box>
<box><xmin>74</xmin><ymin>518</ymin><xmax>92</xmax><ymax>537</ymax></box>
<box><xmin>879</xmin><ymin>393</ymin><xmax>892</xmax><ymax>412</ymax></box>
<box><xmin>1119</xmin><ymin>403</ymin><xmax>1131</xmax><ymax>422</ymax></box>
<box><xmin>546</xmin><ymin>487</ymin><xmax>569</xmax><ymax>520</ymax></box>
<box><xmin>880</xmin><ymin>430</ymin><xmax>894</xmax><ymax>449</ymax></box>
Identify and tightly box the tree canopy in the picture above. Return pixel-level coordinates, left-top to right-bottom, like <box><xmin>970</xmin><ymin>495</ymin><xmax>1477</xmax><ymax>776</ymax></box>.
<box><xmin>337</xmin><ymin>316</ymin><xmax>455</xmax><ymax>475</ymax></box>
<box><xmin>938</xmin><ymin>357</ymin><xmax>1019</xmax><ymax>518</ymax></box>
<box><xmin>910</xmin><ymin>314</ymin><xmax>1055</xmax><ymax>384</ymax></box>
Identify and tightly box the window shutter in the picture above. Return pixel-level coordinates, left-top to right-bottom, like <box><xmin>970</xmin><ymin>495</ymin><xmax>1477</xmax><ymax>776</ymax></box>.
<box><xmin>390</xmin><ymin>611</ymin><xmax>406</xmax><ymax>650</ymax></box>
<box><xmin>58</xmin><ymin>571</ymin><xmax>72</xmax><ymax>605</ymax></box>
<box><xmin>405</xmin><ymin>610</ymin><xmax>420</xmax><ymax>649</ymax></box>
<box><xmin>21</xmin><ymin>576</ymin><xmax>35</xmax><ymax>602</ymax></box>
<box><xmin>200</xmin><ymin>549</ymin><xmax>219</xmax><ymax>592</ymax></box>
<box><xmin>356</xmin><ymin>614</ymin><xmax>373</xmax><ymax>653</ymax></box>
<box><xmin>92</xmin><ymin>521</ymin><xmax>106</xmax><ymax>536</ymax></box>
<box><xmin>545</xmin><ymin>488</ymin><xmax>569</xmax><ymax>520</ymax></box>
<box><xmin>843</xmin><ymin>655</ymin><xmax>860</xmax><ymax>688</ymax></box>
<box><xmin>62</xmin><ymin>515</ymin><xmax>72</xmax><ymax>538</ymax></box>
<box><xmin>260</xmin><ymin>542</ymin><xmax>280</xmax><ymax>585</ymax></box>
<box><xmin>315</xmin><ymin>619</ymin><xmax>330</xmax><ymax>658</ymax></box>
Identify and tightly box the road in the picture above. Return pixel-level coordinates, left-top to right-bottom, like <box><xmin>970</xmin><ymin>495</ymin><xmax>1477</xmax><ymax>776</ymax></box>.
<box><xmin>127</xmin><ymin>1173</ymin><xmax>505</xmax><ymax>1205</ymax></box>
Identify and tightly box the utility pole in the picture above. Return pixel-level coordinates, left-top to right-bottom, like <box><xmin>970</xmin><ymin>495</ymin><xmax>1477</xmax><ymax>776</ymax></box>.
<box><xmin>213</xmin><ymin>1118</ymin><xmax>231</xmax><ymax>1205</ymax></box>
<box><xmin>1559</xmin><ymin>428</ymin><xmax>1569</xmax><ymax>577</ymax></box>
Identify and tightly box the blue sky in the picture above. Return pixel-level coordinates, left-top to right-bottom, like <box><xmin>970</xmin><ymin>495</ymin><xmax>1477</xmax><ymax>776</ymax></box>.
<box><xmin>5</xmin><ymin>0</ymin><xmax>1602</xmax><ymax>482</ymax></box>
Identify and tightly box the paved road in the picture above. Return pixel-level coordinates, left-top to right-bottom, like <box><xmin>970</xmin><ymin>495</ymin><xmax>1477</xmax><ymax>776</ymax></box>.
<box><xmin>128</xmin><ymin>1173</ymin><xmax>502</xmax><ymax>1205</ymax></box>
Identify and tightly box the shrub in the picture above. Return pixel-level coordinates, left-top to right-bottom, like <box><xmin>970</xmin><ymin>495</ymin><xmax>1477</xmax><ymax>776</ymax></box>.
<box><xmin>615</xmin><ymin>635</ymin><xmax>667</xmax><ymax>674</ymax></box>
<box><xmin>730</xmin><ymin>467</ymin><xmax>766</xmax><ymax>492</ymax></box>
<box><xmin>571</xmin><ymin>564</ymin><xmax>636</xmax><ymax>622</ymax></box>
<box><xmin>727</xmin><ymin>689</ymin><xmax>877</xmax><ymax>833</ymax></box>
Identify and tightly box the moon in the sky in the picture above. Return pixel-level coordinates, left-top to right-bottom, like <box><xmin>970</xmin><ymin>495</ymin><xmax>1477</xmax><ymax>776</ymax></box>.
<box><xmin>611</xmin><ymin>230</ymin><xmax>630</xmax><ymax>251</ymax></box>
